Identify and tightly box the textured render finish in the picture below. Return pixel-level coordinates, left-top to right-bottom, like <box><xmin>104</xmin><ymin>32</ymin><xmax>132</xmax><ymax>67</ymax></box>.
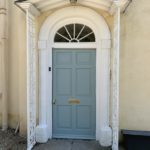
<box><xmin>120</xmin><ymin>0</ymin><xmax>150</xmax><ymax>131</ymax></box>
<box><xmin>7</xmin><ymin>0</ymin><xmax>27</xmax><ymax>135</ymax></box>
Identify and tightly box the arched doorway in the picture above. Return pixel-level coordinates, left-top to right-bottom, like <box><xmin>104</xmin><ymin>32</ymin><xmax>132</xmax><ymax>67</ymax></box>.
<box><xmin>52</xmin><ymin>23</ymin><xmax>96</xmax><ymax>139</ymax></box>
<box><xmin>36</xmin><ymin>6</ymin><xmax>112</xmax><ymax>146</ymax></box>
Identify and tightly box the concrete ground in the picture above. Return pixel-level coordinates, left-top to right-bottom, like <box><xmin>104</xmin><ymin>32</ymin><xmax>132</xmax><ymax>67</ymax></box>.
<box><xmin>0</xmin><ymin>129</ymin><xmax>125</xmax><ymax>150</ymax></box>
<box><xmin>33</xmin><ymin>139</ymin><xmax>111</xmax><ymax>150</ymax></box>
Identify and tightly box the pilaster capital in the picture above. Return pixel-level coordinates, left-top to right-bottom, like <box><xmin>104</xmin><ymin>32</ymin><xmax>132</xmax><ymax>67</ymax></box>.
<box><xmin>0</xmin><ymin>8</ymin><xmax>6</xmax><ymax>15</ymax></box>
<box><xmin>16</xmin><ymin>2</ymin><xmax>40</xmax><ymax>17</ymax></box>
<box><xmin>110</xmin><ymin>0</ymin><xmax>130</xmax><ymax>15</ymax></box>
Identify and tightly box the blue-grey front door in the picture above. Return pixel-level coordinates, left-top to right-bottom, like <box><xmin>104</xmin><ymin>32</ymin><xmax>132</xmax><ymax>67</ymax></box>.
<box><xmin>52</xmin><ymin>48</ymin><xmax>96</xmax><ymax>139</ymax></box>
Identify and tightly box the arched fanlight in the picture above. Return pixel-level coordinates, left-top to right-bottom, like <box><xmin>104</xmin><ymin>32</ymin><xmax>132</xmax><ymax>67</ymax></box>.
<box><xmin>54</xmin><ymin>23</ymin><xmax>95</xmax><ymax>43</ymax></box>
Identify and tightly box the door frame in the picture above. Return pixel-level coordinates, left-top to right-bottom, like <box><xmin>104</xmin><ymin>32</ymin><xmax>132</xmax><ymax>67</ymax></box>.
<box><xmin>36</xmin><ymin>6</ymin><xmax>112</xmax><ymax>146</ymax></box>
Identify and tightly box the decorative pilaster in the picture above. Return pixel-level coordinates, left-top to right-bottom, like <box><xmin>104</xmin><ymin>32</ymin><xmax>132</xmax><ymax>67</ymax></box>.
<box><xmin>110</xmin><ymin>1</ymin><xmax>131</xmax><ymax>150</ymax></box>
<box><xmin>16</xmin><ymin>2</ymin><xmax>40</xmax><ymax>150</ymax></box>
<box><xmin>99</xmin><ymin>39</ymin><xmax>112</xmax><ymax>147</ymax></box>
<box><xmin>36</xmin><ymin>40</ymin><xmax>49</xmax><ymax>143</ymax></box>
<box><xmin>0</xmin><ymin>0</ymin><xmax>8</xmax><ymax>131</ymax></box>
<box><xmin>111</xmin><ymin>2</ymin><xmax>121</xmax><ymax>150</ymax></box>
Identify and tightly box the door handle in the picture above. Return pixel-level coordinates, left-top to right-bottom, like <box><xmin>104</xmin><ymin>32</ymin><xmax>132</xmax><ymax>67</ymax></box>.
<box><xmin>52</xmin><ymin>98</ymin><xmax>56</xmax><ymax>104</ymax></box>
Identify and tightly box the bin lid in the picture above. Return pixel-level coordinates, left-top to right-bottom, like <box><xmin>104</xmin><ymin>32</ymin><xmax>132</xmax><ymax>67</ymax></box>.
<box><xmin>122</xmin><ymin>130</ymin><xmax>150</xmax><ymax>136</ymax></box>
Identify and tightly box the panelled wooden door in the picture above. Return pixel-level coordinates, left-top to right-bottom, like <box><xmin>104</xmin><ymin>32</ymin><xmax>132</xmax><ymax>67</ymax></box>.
<box><xmin>52</xmin><ymin>48</ymin><xmax>96</xmax><ymax>139</ymax></box>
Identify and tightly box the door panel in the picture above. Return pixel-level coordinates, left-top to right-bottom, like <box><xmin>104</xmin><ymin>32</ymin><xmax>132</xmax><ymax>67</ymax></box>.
<box><xmin>76</xmin><ymin>68</ymin><xmax>91</xmax><ymax>96</ymax></box>
<box><xmin>55</xmin><ymin>52</ymin><xmax>72</xmax><ymax>65</ymax></box>
<box><xmin>57</xmin><ymin>105</ymin><xmax>72</xmax><ymax>128</ymax></box>
<box><xmin>76</xmin><ymin>106</ymin><xmax>91</xmax><ymax>129</ymax></box>
<box><xmin>56</xmin><ymin>68</ymin><xmax>72</xmax><ymax>95</ymax></box>
<box><xmin>52</xmin><ymin>49</ymin><xmax>96</xmax><ymax>139</ymax></box>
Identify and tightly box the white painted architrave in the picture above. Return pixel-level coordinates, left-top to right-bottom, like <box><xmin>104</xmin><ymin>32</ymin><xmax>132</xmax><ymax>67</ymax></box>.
<box><xmin>36</xmin><ymin>6</ymin><xmax>112</xmax><ymax>147</ymax></box>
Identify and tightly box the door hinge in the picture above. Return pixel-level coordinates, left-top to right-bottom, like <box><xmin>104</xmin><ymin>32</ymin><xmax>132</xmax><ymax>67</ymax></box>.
<box><xmin>49</xmin><ymin>67</ymin><xmax>51</xmax><ymax>71</ymax></box>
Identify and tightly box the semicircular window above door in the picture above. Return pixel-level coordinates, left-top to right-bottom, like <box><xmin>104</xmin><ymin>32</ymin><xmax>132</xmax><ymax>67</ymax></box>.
<box><xmin>54</xmin><ymin>24</ymin><xmax>95</xmax><ymax>42</ymax></box>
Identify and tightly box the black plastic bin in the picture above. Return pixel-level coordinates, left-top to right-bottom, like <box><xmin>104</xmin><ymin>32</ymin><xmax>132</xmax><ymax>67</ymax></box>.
<box><xmin>122</xmin><ymin>130</ymin><xmax>150</xmax><ymax>150</ymax></box>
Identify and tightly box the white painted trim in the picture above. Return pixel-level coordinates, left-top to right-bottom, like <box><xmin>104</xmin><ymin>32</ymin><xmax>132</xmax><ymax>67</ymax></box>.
<box><xmin>26</xmin><ymin>0</ymin><xmax>129</xmax><ymax>14</ymax></box>
<box><xmin>38</xmin><ymin>40</ymin><xmax>47</xmax><ymax>49</ymax></box>
<box><xmin>110</xmin><ymin>0</ymin><xmax>130</xmax><ymax>14</ymax></box>
<box><xmin>26</xmin><ymin>11</ymin><xmax>37</xmax><ymax>150</ymax></box>
<box><xmin>112</xmin><ymin>6</ymin><xmax>121</xmax><ymax>150</ymax></box>
<box><xmin>19</xmin><ymin>2</ymin><xmax>39</xmax><ymax>149</ymax></box>
<box><xmin>17</xmin><ymin>2</ymin><xmax>40</xmax><ymax>16</ymax></box>
<box><xmin>28</xmin><ymin>0</ymin><xmax>112</xmax><ymax>13</ymax></box>
<box><xmin>36</xmin><ymin>6</ymin><xmax>112</xmax><ymax>147</ymax></box>
<box><xmin>52</xmin><ymin>43</ymin><xmax>97</xmax><ymax>49</ymax></box>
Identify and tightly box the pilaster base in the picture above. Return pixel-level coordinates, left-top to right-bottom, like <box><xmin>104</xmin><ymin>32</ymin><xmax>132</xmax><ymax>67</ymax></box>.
<box><xmin>99</xmin><ymin>126</ymin><xmax>112</xmax><ymax>147</ymax></box>
<box><xmin>36</xmin><ymin>125</ymin><xmax>48</xmax><ymax>143</ymax></box>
